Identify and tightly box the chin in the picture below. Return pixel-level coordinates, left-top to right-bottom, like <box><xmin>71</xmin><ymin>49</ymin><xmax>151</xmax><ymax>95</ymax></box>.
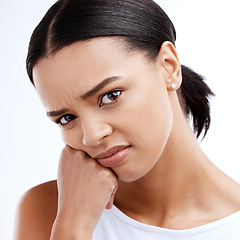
<box><xmin>113</xmin><ymin>166</ymin><xmax>153</xmax><ymax>183</ymax></box>
<box><xmin>118</xmin><ymin>175</ymin><xmax>141</xmax><ymax>183</ymax></box>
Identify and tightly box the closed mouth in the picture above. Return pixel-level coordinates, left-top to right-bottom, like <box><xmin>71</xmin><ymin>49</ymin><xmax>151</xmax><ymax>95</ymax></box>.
<box><xmin>94</xmin><ymin>145</ymin><xmax>131</xmax><ymax>167</ymax></box>
<box><xmin>94</xmin><ymin>145</ymin><xmax>130</xmax><ymax>159</ymax></box>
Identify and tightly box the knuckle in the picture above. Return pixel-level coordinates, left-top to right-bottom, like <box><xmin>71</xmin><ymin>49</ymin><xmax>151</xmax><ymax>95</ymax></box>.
<box><xmin>99</xmin><ymin>169</ymin><xmax>116</xmax><ymax>182</ymax></box>
<box><xmin>87</xmin><ymin>158</ymin><xmax>98</xmax><ymax>168</ymax></box>
<box><xmin>63</xmin><ymin>145</ymin><xmax>73</xmax><ymax>153</ymax></box>
<box><xmin>61</xmin><ymin>146</ymin><xmax>87</xmax><ymax>160</ymax></box>
<box><xmin>61</xmin><ymin>145</ymin><xmax>73</xmax><ymax>158</ymax></box>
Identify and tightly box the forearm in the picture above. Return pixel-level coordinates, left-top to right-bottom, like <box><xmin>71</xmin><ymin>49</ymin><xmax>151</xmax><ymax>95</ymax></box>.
<box><xmin>50</xmin><ymin>214</ymin><xmax>93</xmax><ymax>240</ymax></box>
<box><xmin>50</xmin><ymin>147</ymin><xmax>118</xmax><ymax>240</ymax></box>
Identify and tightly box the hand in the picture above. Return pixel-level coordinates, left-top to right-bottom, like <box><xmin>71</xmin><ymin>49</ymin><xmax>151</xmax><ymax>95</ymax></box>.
<box><xmin>52</xmin><ymin>145</ymin><xmax>118</xmax><ymax>238</ymax></box>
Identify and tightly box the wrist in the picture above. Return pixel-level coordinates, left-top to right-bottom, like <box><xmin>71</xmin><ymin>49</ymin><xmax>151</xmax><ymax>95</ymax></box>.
<box><xmin>50</xmin><ymin>213</ymin><xmax>93</xmax><ymax>240</ymax></box>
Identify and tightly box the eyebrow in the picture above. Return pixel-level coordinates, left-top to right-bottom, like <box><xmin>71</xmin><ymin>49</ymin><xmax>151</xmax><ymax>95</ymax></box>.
<box><xmin>47</xmin><ymin>108</ymin><xmax>68</xmax><ymax>118</ymax></box>
<box><xmin>81</xmin><ymin>76</ymin><xmax>120</xmax><ymax>100</ymax></box>
<box><xmin>46</xmin><ymin>76</ymin><xmax>120</xmax><ymax>118</ymax></box>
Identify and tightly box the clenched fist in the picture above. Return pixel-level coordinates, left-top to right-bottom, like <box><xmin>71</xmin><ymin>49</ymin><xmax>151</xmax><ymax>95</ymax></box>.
<box><xmin>51</xmin><ymin>146</ymin><xmax>118</xmax><ymax>239</ymax></box>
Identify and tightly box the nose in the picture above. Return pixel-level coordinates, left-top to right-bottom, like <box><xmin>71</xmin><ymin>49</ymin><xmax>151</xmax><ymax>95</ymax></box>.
<box><xmin>81</xmin><ymin>118</ymin><xmax>113</xmax><ymax>146</ymax></box>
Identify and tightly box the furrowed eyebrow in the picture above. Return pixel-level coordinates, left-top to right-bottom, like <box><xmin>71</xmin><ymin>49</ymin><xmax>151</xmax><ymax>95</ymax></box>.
<box><xmin>46</xmin><ymin>76</ymin><xmax>120</xmax><ymax>118</ymax></box>
<box><xmin>46</xmin><ymin>108</ymin><xmax>68</xmax><ymax>118</ymax></box>
<box><xmin>80</xmin><ymin>76</ymin><xmax>120</xmax><ymax>100</ymax></box>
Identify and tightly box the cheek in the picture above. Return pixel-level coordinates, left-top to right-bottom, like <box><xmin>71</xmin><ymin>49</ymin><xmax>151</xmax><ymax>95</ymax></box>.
<box><xmin>141</xmin><ymin>91</ymin><xmax>173</xmax><ymax>155</ymax></box>
<box><xmin>114</xmin><ymin>92</ymin><xmax>173</xmax><ymax>182</ymax></box>
<box><xmin>120</xmin><ymin>88</ymin><xmax>173</xmax><ymax>143</ymax></box>
<box><xmin>61</xmin><ymin>127</ymin><xmax>83</xmax><ymax>150</ymax></box>
<box><xmin>135</xmin><ymin>99</ymin><xmax>173</xmax><ymax>159</ymax></box>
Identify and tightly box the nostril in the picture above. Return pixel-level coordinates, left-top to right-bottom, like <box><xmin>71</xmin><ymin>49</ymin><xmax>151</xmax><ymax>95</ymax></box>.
<box><xmin>82</xmin><ymin>121</ymin><xmax>113</xmax><ymax>147</ymax></box>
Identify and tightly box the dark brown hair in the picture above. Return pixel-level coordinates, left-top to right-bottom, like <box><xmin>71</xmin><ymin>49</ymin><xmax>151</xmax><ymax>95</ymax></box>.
<box><xmin>26</xmin><ymin>0</ymin><xmax>214</xmax><ymax>138</ymax></box>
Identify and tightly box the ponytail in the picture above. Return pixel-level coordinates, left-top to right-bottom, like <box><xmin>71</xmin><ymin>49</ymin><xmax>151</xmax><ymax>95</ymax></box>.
<box><xmin>179</xmin><ymin>65</ymin><xmax>215</xmax><ymax>139</ymax></box>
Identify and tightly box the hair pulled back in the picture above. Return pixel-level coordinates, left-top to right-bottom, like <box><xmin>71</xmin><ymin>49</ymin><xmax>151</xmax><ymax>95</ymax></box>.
<box><xmin>26</xmin><ymin>0</ymin><xmax>214</xmax><ymax>138</ymax></box>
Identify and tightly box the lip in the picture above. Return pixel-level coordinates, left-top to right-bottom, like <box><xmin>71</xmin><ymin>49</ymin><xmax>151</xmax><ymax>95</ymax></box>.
<box><xmin>94</xmin><ymin>145</ymin><xmax>131</xmax><ymax>167</ymax></box>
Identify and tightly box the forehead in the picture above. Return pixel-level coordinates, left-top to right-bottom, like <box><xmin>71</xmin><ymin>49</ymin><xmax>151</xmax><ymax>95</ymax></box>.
<box><xmin>32</xmin><ymin>37</ymin><xmax>152</xmax><ymax>110</ymax></box>
<box><xmin>33</xmin><ymin>38</ymin><xmax>124</xmax><ymax>83</ymax></box>
<box><xmin>33</xmin><ymin>37</ymin><xmax>138</xmax><ymax>88</ymax></box>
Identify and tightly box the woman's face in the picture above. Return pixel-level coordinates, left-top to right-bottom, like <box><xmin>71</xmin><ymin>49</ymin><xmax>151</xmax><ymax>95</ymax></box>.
<box><xmin>33</xmin><ymin>38</ymin><xmax>174</xmax><ymax>182</ymax></box>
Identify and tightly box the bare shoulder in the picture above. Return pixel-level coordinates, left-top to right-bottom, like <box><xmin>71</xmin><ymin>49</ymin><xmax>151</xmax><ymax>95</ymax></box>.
<box><xmin>14</xmin><ymin>180</ymin><xmax>58</xmax><ymax>240</ymax></box>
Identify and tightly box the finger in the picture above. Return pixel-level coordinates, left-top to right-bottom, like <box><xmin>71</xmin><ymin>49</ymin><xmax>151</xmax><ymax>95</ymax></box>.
<box><xmin>105</xmin><ymin>196</ymin><xmax>114</xmax><ymax>209</ymax></box>
<box><xmin>105</xmin><ymin>186</ymin><xmax>118</xmax><ymax>210</ymax></box>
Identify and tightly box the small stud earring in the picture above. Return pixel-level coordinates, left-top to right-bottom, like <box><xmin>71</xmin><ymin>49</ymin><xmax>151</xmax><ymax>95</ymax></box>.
<box><xmin>170</xmin><ymin>83</ymin><xmax>176</xmax><ymax>89</ymax></box>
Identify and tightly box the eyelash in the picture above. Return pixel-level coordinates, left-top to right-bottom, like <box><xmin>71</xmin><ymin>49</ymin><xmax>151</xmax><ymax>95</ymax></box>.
<box><xmin>55</xmin><ymin>89</ymin><xmax>123</xmax><ymax>126</ymax></box>
<box><xmin>99</xmin><ymin>89</ymin><xmax>123</xmax><ymax>107</ymax></box>
<box><xmin>55</xmin><ymin>114</ymin><xmax>77</xmax><ymax>126</ymax></box>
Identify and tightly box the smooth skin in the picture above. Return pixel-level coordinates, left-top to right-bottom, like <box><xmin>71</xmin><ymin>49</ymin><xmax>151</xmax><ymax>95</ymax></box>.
<box><xmin>14</xmin><ymin>38</ymin><xmax>240</xmax><ymax>239</ymax></box>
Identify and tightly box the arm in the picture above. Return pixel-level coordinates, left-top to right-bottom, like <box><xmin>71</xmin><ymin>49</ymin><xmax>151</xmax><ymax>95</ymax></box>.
<box><xmin>14</xmin><ymin>146</ymin><xmax>118</xmax><ymax>240</ymax></box>
<box><xmin>13</xmin><ymin>181</ymin><xmax>58</xmax><ymax>240</ymax></box>
<box><xmin>50</xmin><ymin>146</ymin><xmax>118</xmax><ymax>239</ymax></box>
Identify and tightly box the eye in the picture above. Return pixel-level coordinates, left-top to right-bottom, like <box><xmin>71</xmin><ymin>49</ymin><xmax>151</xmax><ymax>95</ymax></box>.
<box><xmin>100</xmin><ymin>90</ymin><xmax>122</xmax><ymax>107</ymax></box>
<box><xmin>56</xmin><ymin>114</ymin><xmax>77</xmax><ymax>126</ymax></box>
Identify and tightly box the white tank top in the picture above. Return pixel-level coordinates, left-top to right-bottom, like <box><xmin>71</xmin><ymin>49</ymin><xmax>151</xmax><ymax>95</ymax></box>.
<box><xmin>92</xmin><ymin>205</ymin><xmax>240</xmax><ymax>239</ymax></box>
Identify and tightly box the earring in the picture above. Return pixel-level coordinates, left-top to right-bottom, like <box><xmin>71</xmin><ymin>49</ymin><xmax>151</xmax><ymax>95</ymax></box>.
<box><xmin>170</xmin><ymin>83</ymin><xmax>176</xmax><ymax>89</ymax></box>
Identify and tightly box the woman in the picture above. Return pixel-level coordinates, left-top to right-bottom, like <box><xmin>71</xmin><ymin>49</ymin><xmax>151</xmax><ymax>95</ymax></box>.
<box><xmin>14</xmin><ymin>0</ymin><xmax>240</xmax><ymax>239</ymax></box>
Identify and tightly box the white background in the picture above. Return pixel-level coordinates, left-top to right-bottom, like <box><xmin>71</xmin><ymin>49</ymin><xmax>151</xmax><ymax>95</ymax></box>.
<box><xmin>0</xmin><ymin>0</ymin><xmax>240</xmax><ymax>239</ymax></box>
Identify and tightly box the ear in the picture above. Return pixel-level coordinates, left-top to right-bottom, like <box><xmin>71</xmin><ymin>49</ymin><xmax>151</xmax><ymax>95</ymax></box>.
<box><xmin>157</xmin><ymin>41</ymin><xmax>182</xmax><ymax>91</ymax></box>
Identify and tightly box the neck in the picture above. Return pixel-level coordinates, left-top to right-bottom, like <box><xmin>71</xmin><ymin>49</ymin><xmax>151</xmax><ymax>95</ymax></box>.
<box><xmin>115</xmin><ymin>121</ymin><xmax>208</xmax><ymax>211</ymax></box>
<box><xmin>114</xmin><ymin>108</ymin><xmax>240</xmax><ymax>228</ymax></box>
